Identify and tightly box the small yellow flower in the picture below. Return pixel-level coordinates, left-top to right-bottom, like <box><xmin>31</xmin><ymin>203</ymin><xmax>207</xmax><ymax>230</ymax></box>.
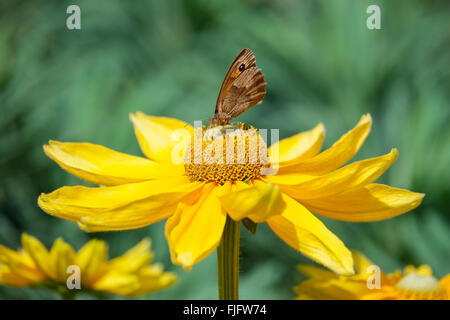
<box><xmin>0</xmin><ymin>233</ymin><xmax>176</xmax><ymax>297</ymax></box>
<box><xmin>295</xmin><ymin>251</ymin><xmax>450</xmax><ymax>300</ymax></box>
<box><xmin>38</xmin><ymin>112</ymin><xmax>423</xmax><ymax>274</ymax></box>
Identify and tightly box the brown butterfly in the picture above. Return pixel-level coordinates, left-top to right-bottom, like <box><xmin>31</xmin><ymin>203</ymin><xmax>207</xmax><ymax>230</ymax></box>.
<box><xmin>210</xmin><ymin>48</ymin><xmax>267</xmax><ymax>126</ymax></box>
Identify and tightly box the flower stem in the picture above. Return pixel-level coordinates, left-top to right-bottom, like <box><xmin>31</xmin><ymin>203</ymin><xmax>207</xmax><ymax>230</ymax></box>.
<box><xmin>217</xmin><ymin>215</ymin><xmax>240</xmax><ymax>300</ymax></box>
<box><xmin>56</xmin><ymin>286</ymin><xmax>77</xmax><ymax>300</ymax></box>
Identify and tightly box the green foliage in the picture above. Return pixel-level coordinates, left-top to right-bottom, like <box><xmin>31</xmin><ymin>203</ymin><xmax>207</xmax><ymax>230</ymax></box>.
<box><xmin>0</xmin><ymin>0</ymin><xmax>449</xmax><ymax>299</ymax></box>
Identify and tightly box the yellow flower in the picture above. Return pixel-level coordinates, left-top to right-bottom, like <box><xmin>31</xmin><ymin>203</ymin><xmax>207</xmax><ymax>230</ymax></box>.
<box><xmin>38</xmin><ymin>112</ymin><xmax>423</xmax><ymax>274</ymax></box>
<box><xmin>0</xmin><ymin>233</ymin><xmax>176</xmax><ymax>297</ymax></box>
<box><xmin>294</xmin><ymin>251</ymin><xmax>450</xmax><ymax>300</ymax></box>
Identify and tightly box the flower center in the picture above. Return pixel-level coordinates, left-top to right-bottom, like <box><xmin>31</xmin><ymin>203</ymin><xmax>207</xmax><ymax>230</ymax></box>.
<box><xmin>184</xmin><ymin>123</ymin><xmax>270</xmax><ymax>184</ymax></box>
<box><xmin>394</xmin><ymin>266</ymin><xmax>446</xmax><ymax>299</ymax></box>
<box><xmin>396</xmin><ymin>273</ymin><xmax>441</xmax><ymax>293</ymax></box>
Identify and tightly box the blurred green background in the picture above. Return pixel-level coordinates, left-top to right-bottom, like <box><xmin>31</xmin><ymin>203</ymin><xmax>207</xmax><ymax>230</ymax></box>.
<box><xmin>0</xmin><ymin>0</ymin><xmax>449</xmax><ymax>299</ymax></box>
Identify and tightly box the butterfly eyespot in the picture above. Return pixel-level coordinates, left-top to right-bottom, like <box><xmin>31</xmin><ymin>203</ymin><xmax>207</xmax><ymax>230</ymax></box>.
<box><xmin>239</xmin><ymin>64</ymin><xmax>245</xmax><ymax>72</ymax></box>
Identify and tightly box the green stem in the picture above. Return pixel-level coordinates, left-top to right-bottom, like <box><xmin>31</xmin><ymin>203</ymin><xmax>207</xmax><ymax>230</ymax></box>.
<box><xmin>56</xmin><ymin>286</ymin><xmax>77</xmax><ymax>300</ymax></box>
<box><xmin>217</xmin><ymin>215</ymin><xmax>240</xmax><ymax>300</ymax></box>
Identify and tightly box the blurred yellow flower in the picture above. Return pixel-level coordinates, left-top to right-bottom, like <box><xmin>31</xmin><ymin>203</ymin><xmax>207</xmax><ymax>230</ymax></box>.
<box><xmin>295</xmin><ymin>251</ymin><xmax>450</xmax><ymax>300</ymax></box>
<box><xmin>0</xmin><ymin>234</ymin><xmax>176</xmax><ymax>297</ymax></box>
<box><xmin>38</xmin><ymin>112</ymin><xmax>423</xmax><ymax>274</ymax></box>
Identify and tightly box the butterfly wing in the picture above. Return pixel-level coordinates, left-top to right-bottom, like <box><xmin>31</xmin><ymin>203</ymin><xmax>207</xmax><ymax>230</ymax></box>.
<box><xmin>220</xmin><ymin>67</ymin><xmax>266</xmax><ymax>120</ymax></box>
<box><xmin>215</xmin><ymin>49</ymin><xmax>256</xmax><ymax>115</ymax></box>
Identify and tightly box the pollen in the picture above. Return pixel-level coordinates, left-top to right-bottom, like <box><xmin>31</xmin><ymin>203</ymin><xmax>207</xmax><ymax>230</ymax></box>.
<box><xmin>184</xmin><ymin>123</ymin><xmax>270</xmax><ymax>184</ymax></box>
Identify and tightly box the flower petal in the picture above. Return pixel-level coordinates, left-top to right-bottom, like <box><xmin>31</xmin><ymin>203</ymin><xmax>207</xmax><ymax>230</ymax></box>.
<box><xmin>21</xmin><ymin>234</ymin><xmax>53</xmax><ymax>279</ymax></box>
<box><xmin>269</xmin><ymin>123</ymin><xmax>325</xmax><ymax>164</ymax></box>
<box><xmin>44</xmin><ymin>141</ymin><xmax>183</xmax><ymax>186</ymax></box>
<box><xmin>130</xmin><ymin>112</ymin><xmax>193</xmax><ymax>164</ymax></box>
<box><xmin>266</xmin><ymin>193</ymin><xmax>354</xmax><ymax>275</ymax></box>
<box><xmin>351</xmin><ymin>251</ymin><xmax>376</xmax><ymax>274</ymax></box>
<box><xmin>294</xmin><ymin>277</ymin><xmax>369</xmax><ymax>300</ymax></box>
<box><xmin>76</xmin><ymin>239</ymin><xmax>108</xmax><ymax>285</ymax></box>
<box><xmin>127</xmin><ymin>265</ymin><xmax>177</xmax><ymax>297</ymax></box>
<box><xmin>278</xmin><ymin>114</ymin><xmax>372</xmax><ymax>175</ymax></box>
<box><xmin>297</xmin><ymin>264</ymin><xmax>336</xmax><ymax>280</ymax></box>
<box><xmin>49</xmin><ymin>238</ymin><xmax>76</xmax><ymax>282</ymax></box>
<box><xmin>0</xmin><ymin>245</ymin><xmax>45</xmax><ymax>282</ymax></box>
<box><xmin>107</xmin><ymin>238</ymin><xmax>152</xmax><ymax>273</ymax></box>
<box><xmin>301</xmin><ymin>184</ymin><xmax>424</xmax><ymax>222</ymax></box>
<box><xmin>79</xmin><ymin>180</ymin><xmax>204</xmax><ymax>232</ymax></box>
<box><xmin>38</xmin><ymin>176</ymin><xmax>202</xmax><ymax>227</ymax></box>
<box><xmin>0</xmin><ymin>265</ymin><xmax>34</xmax><ymax>286</ymax></box>
<box><xmin>297</xmin><ymin>251</ymin><xmax>374</xmax><ymax>280</ymax></box>
<box><xmin>439</xmin><ymin>274</ymin><xmax>450</xmax><ymax>295</ymax></box>
<box><xmin>165</xmin><ymin>183</ymin><xmax>229</xmax><ymax>270</ymax></box>
<box><xmin>91</xmin><ymin>271</ymin><xmax>140</xmax><ymax>296</ymax></box>
<box><xmin>268</xmin><ymin>149</ymin><xmax>398</xmax><ymax>200</ymax></box>
<box><xmin>220</xmin><ymin>181</ymin><xmax>286</xmax><ymax>223</ymax></box>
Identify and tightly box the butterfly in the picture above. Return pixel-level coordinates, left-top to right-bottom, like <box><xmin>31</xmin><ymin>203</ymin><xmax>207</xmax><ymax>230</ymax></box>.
<box><xmin>210</xmin><ymin>48</ymin><xmax>267</xmax><ymax>126</ymax></box>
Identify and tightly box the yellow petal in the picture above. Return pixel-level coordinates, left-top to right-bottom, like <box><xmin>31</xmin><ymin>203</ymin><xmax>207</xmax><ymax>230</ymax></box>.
<box><xmin>269</xmin><ymin>149</ymin><xmax>398</xmax><ymax>200</ymax></box>
<box><xmin>38</xmin><ymin>176</ymin><xmax>202</xmax><ymax>226</ymax></box>
<box><xmin>79</xmin><ymin>180</ymin><xmax>204</xmax><ymax>232</ymax></box>
<box><xmin>269</xmin><ymin>123</ymin><xmax>325</xmax><ymax>163</ymax></box>
<box><xmin>297</xmin><ymin>264</ymin><xmax>336</xmax><ymax>279</ymax></box>
<box><xmin>21</xmin><ymin>233</ymin><xmax>53</xmax><ymax>279</ymax></box>
<box><xmin>301</xmin><ymin>183</ymin><xmax>424</xmax><ymax>221</ymax></box>
<box><xmin>439</xmin><ymin>274</ymin><xmax>450</xmax><ymax>296</ymax></box>
<box><xmin>91</xmin><ymin>271</ymin><xmax>140</xmax><ymax>296</ymax></box>
<box><xmin>266</xmin><ymin>193</ymin><xmax>354</xmax><ymax>275</ymax></box>
<box><xmin>294</xmin><ymin>293</ymin><xmax>316</xmax><ymax>300</ymax></box>
<box><xmin>294</xmin><ymin>277</ymin><xmax>369</xmax><ymax>300</ymax></box>
<box><xmin>221</xmin><ymin>181</ymin><xmax>286</xmax><ymax>223</ymax></box>
<box><xmin>126</xmin><ymin>265</ymin><xmax>177</xmax><ymax>297</ymax></box>
<box><xmin>0</xmin><ymin>245</ymin><xmax>45</xmax><ymax>282</ymax></box>
<box><xmin>107</xmin><ymin>238</ymin><xmax>152</xmax><ymax>273</ymax></box>
<box><xmin>294</xmin><ymin>280</ymin><xmax>339</xmax><ymax>300</ymax></box>
<box><xmin>44</xmin><ymin>141</ymin><xmax>183</xmax><ymax>186</ymax></box>
<box><xmin>76</xmin><ymin>239</ymin><xmax>108</xmax><ymax>285</ymax></box>
<box><xmin>0</xmin><ymin>265</ymin><xmax>34</xmax><ymax>287</ymax></box>
<box><xmin>298</xmin><ymin>250</ymin><xmax>374</xmax><ymax>280</ymax></box>
<box><xmin>49</xmin><ymin>238</ymin><xmax>76</xmax><ymax>283</ymax></box>
<box><xmin>165</xmin><ymin>183</ymin><xmax>229</xmax><ymax>270</ymax></box>
<box><xmin>278</xmin><ymin>114</ymin><xmax>372</xmax><ymax>174</ymax></box>
<box><xmin>130</xmin><ymin>112</ymin><xmax>193</xmax><ymax>164</ymax></box>
<box><xmin>351</xmin><ymin>251</ymin><xmax>375</xmax><ymax>274</ymax></box>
